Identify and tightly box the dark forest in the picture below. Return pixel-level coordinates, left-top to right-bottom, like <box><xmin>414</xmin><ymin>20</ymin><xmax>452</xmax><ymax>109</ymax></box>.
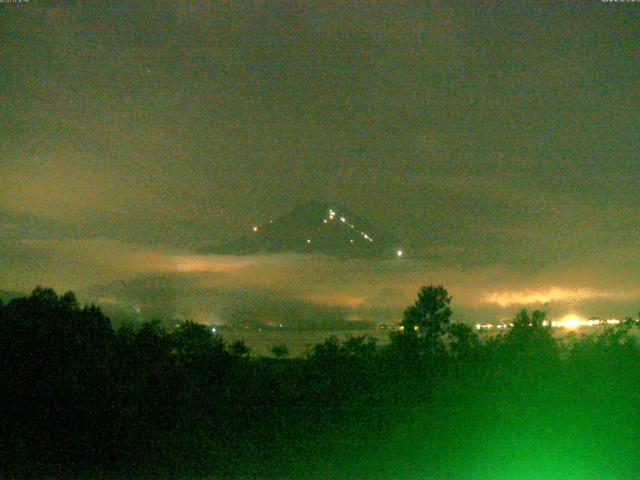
<box><xmin>2</xmin><ymin>286</ymin><xmax>640</xmax><ymax>479</ymax></box>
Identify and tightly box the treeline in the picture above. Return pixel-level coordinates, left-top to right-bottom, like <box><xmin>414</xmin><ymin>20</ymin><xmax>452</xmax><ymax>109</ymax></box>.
<box><xmin>2</xmin><ymin>286</ymin><xmax>640</xmax><ymax>479</ymax></box>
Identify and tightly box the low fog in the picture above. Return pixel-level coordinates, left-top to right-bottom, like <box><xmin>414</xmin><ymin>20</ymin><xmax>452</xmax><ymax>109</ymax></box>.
<box><xmin>2</xmin><ymin>236</ymin><xmax>640</xmax><ymax>328</ymax></box>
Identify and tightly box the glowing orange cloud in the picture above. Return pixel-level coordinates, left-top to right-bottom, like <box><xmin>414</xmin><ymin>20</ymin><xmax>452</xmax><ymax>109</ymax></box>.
<box><xmin>481</xmin><ymin>286</ymin><xmax>639</xmax><ymax>308</ymax></box>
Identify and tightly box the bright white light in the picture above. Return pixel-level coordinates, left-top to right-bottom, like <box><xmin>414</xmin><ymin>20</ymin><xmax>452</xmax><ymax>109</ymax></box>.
<box><xmin>558</xmin><ymin>314</ymin><xmax>587</xmax><ymax>330</ymax></box>
<box><xmin>475</xmin><ymin>323</ymin><xmax>495</xmax><ymax>330</ymax></box>
<box><xmin>396</xmin><ymin>249</ymin><xmax>403</xmax><ymax>257</ymax></box>
<box><xmin>252</xmin><ymin>226</ymin><xmax>258</xmax><ymax>232</ymax></box>
<box><xmin>306</xmin><ymin>238</ymin><xmax>311</xmax><ymax>244</ymax></box>
<box><xmin>340</xmin><ymin>217</ymin><xmax>346</xmax><ymax>222</ymax></box>
<box><xmin>350</xmin><ymin>239</ymin><xmax>354</xmax><ymax>243</ymax></box>
<box><xmin>211</xmin><ymin>327</ymin><xmax>217</xmax><ymax>333</ymax></box>
<box><xmin>323</xmin><ymin>219</ymin><xmax>328</xmax><ymax>224</ymax></box>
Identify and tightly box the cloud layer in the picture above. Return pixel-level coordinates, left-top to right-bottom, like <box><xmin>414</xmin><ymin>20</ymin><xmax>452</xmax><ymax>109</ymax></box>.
<box><xmin>1</xmin><ymin>3</ymin><xmax>639</xmax><ymax>325</ymax></box>
<box><xmin>3</xmin><ymin>236</ymin><xmax>640</xmax><ymax>326</ymax></box>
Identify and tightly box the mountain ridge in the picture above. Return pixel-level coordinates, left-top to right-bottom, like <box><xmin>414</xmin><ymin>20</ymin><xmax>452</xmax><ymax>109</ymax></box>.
<box><xmin>201</xmin><ymin>201</ymin><xmax>404</xmax><ymax>259</ymax></box>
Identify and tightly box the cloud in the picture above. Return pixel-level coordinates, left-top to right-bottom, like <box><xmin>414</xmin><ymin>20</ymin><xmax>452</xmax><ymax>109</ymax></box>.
<box><xmin>86</xmin><ymin>273</ymin><xmax>351</xmax><ymax>329</ymax></box>
<box><xmin>3</xmin><ymin>234</ymin><xmax>640</xmax><ymax>326</ymax></box>
<box><xmin>480</xmin><ymin>287</ymin><xmax>630</xmax><ymax>309</ymax></box>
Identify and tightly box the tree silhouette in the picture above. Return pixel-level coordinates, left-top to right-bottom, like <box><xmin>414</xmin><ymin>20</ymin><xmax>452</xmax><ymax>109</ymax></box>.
<box><xmin>341</xmin><ymin>335</ymin><xmax>377</xmax><ymax>359</ymax></box>
<box><xmin>171</xmin><ymin>320</ymin><xmax>226</xmax><ymax>359</ymax></box>
<box><xmin>400</xmin><ymin>285</ymin><xmax>452</xmax><ymax>338</ymax></box>
<box><xmin>503</xmin><ymin>308</ymin><xmax>557</xmax><ymax>367</ymax></box>
<box><xmin>5</xmin><ymin>284</ymin><xmax>640</xmax><ymax>479</ymax></box>
<box><xmin>507</xmin><ymin>308</ymin><xmax>550</xmax><ymax>344</ymax></box>
<box><xmin>229</xmin><ymin>339</ymin><xmax>250</xmax><ymax>357</ymax></box>
<box><xmin>272</xmin><ymin>344</ymin><xmax>289</xmax><ymax>359</ymax></box>
<box><xmin>447</xmin><ymin>322</ymin><xmax>479</xmax><ymax>358</ymax></box>
<box><xmin>308</xmin><ymin>335</ymin><xmax>341</xmax><ymax>363</ymax></box>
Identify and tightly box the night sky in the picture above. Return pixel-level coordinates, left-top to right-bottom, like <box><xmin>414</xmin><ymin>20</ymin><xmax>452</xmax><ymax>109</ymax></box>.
<box><xmin>2</xmin><ymin>1</ymin><xmax>640</xmax><ymax>324</ymax></box>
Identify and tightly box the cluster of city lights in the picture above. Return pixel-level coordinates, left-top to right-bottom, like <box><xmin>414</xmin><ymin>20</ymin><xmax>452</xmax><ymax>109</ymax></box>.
<box><xmin>250</xmin><ymin>208</ymin><xmax>403</xmax><ymax>257</ymax></box>
<box><xmin>474</xmin><ymin>315</ymin><xmax>622</xmax><ymax>331</ymax></box>
<box><xmin>398</xmin><ymin>325</ymin><xmax>421</xmax><ymax>332</ymax></box>
<box><xmin>325</xmin><ymin>209</ymin><xmax>374</xmax><ymax>245</ymax></box>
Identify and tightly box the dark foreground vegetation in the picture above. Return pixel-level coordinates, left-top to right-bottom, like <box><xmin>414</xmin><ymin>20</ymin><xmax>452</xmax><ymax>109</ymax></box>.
<box><xmin>2</xmin><ymin>286</ymin><xmax>640</xmax><ymax>479</ymax></box>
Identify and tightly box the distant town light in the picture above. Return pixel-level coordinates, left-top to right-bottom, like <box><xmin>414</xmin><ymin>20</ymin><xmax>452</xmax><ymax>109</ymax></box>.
<box><xmin>306</xmin><ymin>238</ymin><xmax>311</xmax><ymax>244</ymax></box>
<box><xmin>397</xmin><ymin>250</ymin><xmax>403</xmax><ymax>257</ymax></box>
<box><xmin>252</xmin><ymin>226</ymin><xmax>259</xmax><ymax>232</ymax></box>
<box><xmin>558</xmin><ymin>314</ymin><xmax>585</xmax><ymax>330</ymax></box>
<box><xmin>211</xmin><ymin>327</ymin><xmax>217</xmax><ymax>333</ymax></box>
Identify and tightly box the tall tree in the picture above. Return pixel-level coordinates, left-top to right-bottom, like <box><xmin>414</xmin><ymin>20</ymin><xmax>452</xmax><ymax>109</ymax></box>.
<box><xmin>400</xmin><ymin>285</ymin><xmax>453</xmax><ymax>338</ymax></box>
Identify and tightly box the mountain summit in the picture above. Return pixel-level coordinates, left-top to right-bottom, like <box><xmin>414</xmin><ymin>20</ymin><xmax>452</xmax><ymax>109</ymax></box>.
<box><xmin>202</xmin><ymin>201</ymin><xmax>404</xmax><ymax>258</ymax></box>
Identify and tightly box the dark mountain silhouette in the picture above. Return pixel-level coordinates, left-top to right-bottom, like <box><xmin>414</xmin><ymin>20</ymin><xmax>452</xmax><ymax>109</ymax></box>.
<box><xmin>201</xmin><ymin>201</ymin><xmax>405</xmax><ymax>258</ymax></box>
